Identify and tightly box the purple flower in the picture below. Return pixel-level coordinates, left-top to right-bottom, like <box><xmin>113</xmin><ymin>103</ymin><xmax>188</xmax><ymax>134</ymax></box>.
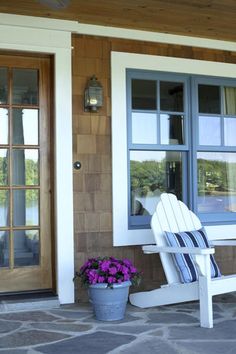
<box><xmin>77</xmin><ymin>256</ymin><xmax>141</xmax><ymax>287</ymax></box>
<box><xmin>109</xmin><ymin>266</ymin><xmax>117</xmax><ymax>275</ymax></box>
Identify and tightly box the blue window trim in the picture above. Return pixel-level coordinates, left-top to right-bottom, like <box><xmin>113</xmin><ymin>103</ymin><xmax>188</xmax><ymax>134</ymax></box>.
<box><xmin>127</xmin><ymin>69</ymin><xmax>236</xmax><ymax>229</ymax></box>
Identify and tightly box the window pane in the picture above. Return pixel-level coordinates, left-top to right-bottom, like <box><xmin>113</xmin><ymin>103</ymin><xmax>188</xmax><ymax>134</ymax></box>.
<box><xmin>197</xmin><ymin>152</ymin><xmax>236</xmax><ymax>213</ymax></box>
<box><xmin>0</xmin><ymin>231</ymin><xmax>9</xmax><ymax>267</ymax></box>
<box><xmin>12</xmin><ymin>68</ymin><xmax>38</xmax><ymax>105</ymax></box>
<box><xmin>0</xmin><ymin>67</ymin><xmax>8</xmax><ymax>104</ymax></box>
<box><xmin>198</xmin><ymin>84</ymin><xmax>220</xmax><ymax>114</ymax></box>
<box><xmin>0</xmin><ymin>149</ymin><xmax>8</xmax><ymax>186</ymax></box>
<box><xmin>199</xmin><ymin>116</ymin><xmax>221</xmax><ymax>146</ymax></box>
<box><xmin>160</xmin><ymin>81</ymin><xmax>184</xmax><ymax>112</ymax></box>
<box><xmin>0</xmin><ymin>108</ymin><xmax>8</xmax><ymax>144</ymax></box>
<box><xmin>130</xmin><ymin>150</ymin><xmax>182</xmax><ymax>215</ymax></box>
<box><xmin>13</xmin><ymin>189</ymin><xmax>39</xmax><ymax>226</ymax></box>
<box><xmin>224</xmin><ymin>118</ymin><xmax>236</xmax><ymax>146</ymax></box>
<box><xmin>132</xmin><ymin>113</ymin><xmax>157</xmax><ymax>144</ymax></box>
<box><xmin>160</xmin><ymin>114</ymin><xmax>184</xmax><ymax>145</ymax></box>
<box><xmin>132</xmin><ymin>79</ymin><xmax>156</xmax><ymax>110</ymax></box>
<box><xmin>13</xmin><ymin>149</ymin><xmax>39</xmax><ymax>186</ymax></box>
<box><xmin>13</xmin><ymin>109</ymin><xmax>39</xmax><ymax>145</ymax></box>
<box><xmin>0</xmin><ymin>190</ymin><xmax>9</xmax><ymax>227</ymax></box>
<box><xmin>223</xmin><ymin>87</ymin><xmax>236</xmax><ymax>115</ymax></box>
<box><xmin>14</xmin><ymin>230</ymin><xmax>39</xmax><ymax>267</ymax></box>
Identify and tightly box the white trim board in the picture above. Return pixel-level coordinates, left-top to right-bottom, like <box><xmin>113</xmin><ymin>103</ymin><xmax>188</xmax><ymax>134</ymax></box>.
<box><xmin>0</xmin><ymin>23</ymin><xmax>74</xmax><ymax>304</ymax></box>
<box><xmin>111</xmin><ymin>51</ymin><xmax>236</xmax><ymax>246</ymax></box>
<box><xmin>0</xmin><ymin>13</ymin><xmax>236</xmax><ymax>52</ymax></box>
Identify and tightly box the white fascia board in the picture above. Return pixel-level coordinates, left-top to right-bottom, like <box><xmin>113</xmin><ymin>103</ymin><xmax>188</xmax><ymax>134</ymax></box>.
<box><xmin>76</xmin><ymin>23</ymin><xmax>236</xmax><ymax>52</ymax></box>
<box><xmin>0</xmin><ymin>13</ymin><xmax>78</xmax><ymax>32</ymax></box>
<box><xmin>0</xmin><ymin>12</ymin><xmax>236</xmax><ymax>52</ymax></box>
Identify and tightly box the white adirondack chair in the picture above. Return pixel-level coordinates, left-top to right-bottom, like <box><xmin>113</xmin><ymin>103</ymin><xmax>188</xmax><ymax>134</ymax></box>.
<box><xmin>129</xmin><ymin>193</ymin><xmax>236</xmax><ymax>328</ymax></box>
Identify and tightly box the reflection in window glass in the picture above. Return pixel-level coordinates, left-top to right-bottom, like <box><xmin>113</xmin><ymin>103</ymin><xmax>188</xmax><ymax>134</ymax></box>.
<box><xmin>224</xmin><ymin>118</ymin><xmax>236</xmax><ymax>146</ymax></box>
<box><xmin>0</xmin><ymin>149</ymin><xmax>8</xmax><ymax>186</ymax></box>
<box><xmin>14</xmin><ymin>230</ymin><xmax>39</xmax><ymax>267</ymax></box>
<box><xmin>197</xmin><ymin>152</ymin><xmax>236</xmax><ymax>213</ymax></box>
<box><xmin>13</xmin><ymin>149</ymin><xmax>39</xmax><ymax>186</ymax></box>
<box><xmin>132</xmin><ymin>113</ymin><xmax>157</xmax><ymax>144</ymax></box>
<box><xmin>13</xmin><ymin>189</ymin><xmax>39</xmax><ymax>226</ymax></box>
<box><xmin>0</xmin><ymin>67</ymin><xmax>8</xmax><ymax>104</ymax></box>
<box><xmin>130</xmin><ymin>151</ymin><xmax>182</xmax><ymax>216</ymax></box>
<box><xmin>160</xmin><ymin>81</ymin><xmax>184</xmax><ymax>112</ymax></box>
<box><xmin>132</xmin><ymin>79</ymin><xmax>156</xmax><ymax>110</ymax></box>
<box><xmin>0</xmin><ymin>190</ymin><xmax>9</xmax><ymax>227</ymax></box>
<box><xmin>199</xmin><ymin>116</ymin><xmax>221</xmax><ymax>146</ymax></box>
<box><xmin>0</xmin><ymin>230</ymin><xmax>9</xmax><ymax>267</ymax></box>
<box><xmin>223</xmin><ymin>87</ymin><xmax>236</xmax><ymax>115</ymax></box>
<box><xmin>0</xmin><ymin>108</ymin><xmax>8</xmax><ymax>144</ymax></box>
<box><xmin>13</xmin><ymin>109</ymin><xmax>38</xmax><ymax>145</ymax></box>
<box><xmin>160</xmin><ymin>114</ymin><xmax>184</xmax><ymax>145</ymax></box>
<box><xmin>12</xmin><ymin>68</ymin><xmax>38</xmax><ymax>105</ymax></box>
<box><xmin>198</xmin><ymin>84</ymin><xmax>220</xmax><ymax>114</ymax></box>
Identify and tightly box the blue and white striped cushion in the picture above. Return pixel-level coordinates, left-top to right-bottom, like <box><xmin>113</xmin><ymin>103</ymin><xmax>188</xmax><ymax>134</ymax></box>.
<box><xmin>164</xmin><ymin>228</ymin><xmax>221</xmax><ymax>283</ymax></box>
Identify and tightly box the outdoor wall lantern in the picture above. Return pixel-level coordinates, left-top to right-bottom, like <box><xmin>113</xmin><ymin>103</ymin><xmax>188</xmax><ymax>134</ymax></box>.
<box><xmin>84</xmin><ymin>75</ymin><xmax>103</xmax><ymax>112</ymax></box>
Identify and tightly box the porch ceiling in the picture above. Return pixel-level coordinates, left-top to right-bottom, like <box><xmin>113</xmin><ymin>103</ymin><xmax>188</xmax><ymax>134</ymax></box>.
<box><xmin>0</xmin><ymin>0</ymin><xmax>235</xmax><ymax>42</ymax></box>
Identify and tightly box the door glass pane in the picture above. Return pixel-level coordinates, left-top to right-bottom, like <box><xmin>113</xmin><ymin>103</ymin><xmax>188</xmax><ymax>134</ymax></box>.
<box><xmin>160</xmin><ymin>114</ymin><xmax>184</xmax><ymax>144</ymax></box>
<box><xmin>13</xmin><ymin>109</ymin><xmax>39</xmax><ymax>145</ymax></box>
<box><xmin>0</xmin><ymin>108</ymin><xmax>8</xmax><ymax>144</ymax></box>
<box><xmin>223</xmin><ymin>87</ymin><xmax>236</xmax><ymax>115</ymax></box>
<box><xmin>160</xmin><ymin>81</ymin><xmax>184</xmax><ymax>112</ymax></box>
<box><xmin>0</xmin><ymin>67</ymin><xmax>8</xmax><ymax>104</ymax></box>
<box><xmin>198</xmin><ymin>84</ymin><xmax>220</xmax><ymax>114</ymax></box>
<box><xmin>199</xmin><ymin>116</ymin><xmax>221</xmax><ymax>145</ymax></box>
<box><xmin>0</xmin><ymin>190</ymin><xmax>9</xmax><ymax>227</ymax></box>
<box><xmin>13</xmin><ymin>189</ymin><xmax>39</xmax><ymax>226</ymax></box>
<box><xmin>132</xmin><ymin>79</ymin><xmax>156</xmax><ymax>110</ymax></box>
<box><xmin>224</xmin><ymin>118</ymin><xmax>236</xmax><ymax>146</ymax></box>
<box><xmin>132</xmin><ymin>113</ymin><xmax>157</xmax><ymax>144</ymax></box>
<box><xmin>13</xmin><ymin>149</ymin><xmax>39</xmax><ymax>186</ymax></box>
<box><xmin>12</xmin><ymin>69</ymin><xmax>38</xmax><ymax>105</ymax></box>
<box><xmin>0</xmin><ymin>149</ymin><xmax>8</xmax><ymax>185</ymax></box>
<box><xmin>14</xmin><ymin>230</ymin><xmax>39</xmax><ymax>267</ymax></box>
<box><xmin>130</xmin><ymin>150</ymin><xmax>183</xmax><ymax>215</ymax></box>
<box><xmin>197</xmin><ymin>152</ymin><xmax>236</xmax><ymax>212</ymax></box>
<box><xmin>0</xmin><ymin>231</ymin><xmax>9</xmax><ymax>267</ymax></box>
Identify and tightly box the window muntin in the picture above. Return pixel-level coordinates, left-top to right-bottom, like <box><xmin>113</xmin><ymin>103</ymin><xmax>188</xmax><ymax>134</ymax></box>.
<box><xmin>128</xmin><ymin>71</ymin><xmax>236</xmax><ymax>228</ymax></box>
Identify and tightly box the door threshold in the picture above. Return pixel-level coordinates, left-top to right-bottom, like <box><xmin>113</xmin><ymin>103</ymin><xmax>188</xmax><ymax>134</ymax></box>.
<box><xmin>0</xmin><ymin>291</ymin><xmax>60</xmax><ymax>313</ymax></box>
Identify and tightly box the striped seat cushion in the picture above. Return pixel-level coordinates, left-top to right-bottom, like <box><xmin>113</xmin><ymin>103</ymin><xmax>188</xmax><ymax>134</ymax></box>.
<box><xmin>164</xmin><ymin>228</ymin><xmax>221</xmax><ymax>283</ymax></box>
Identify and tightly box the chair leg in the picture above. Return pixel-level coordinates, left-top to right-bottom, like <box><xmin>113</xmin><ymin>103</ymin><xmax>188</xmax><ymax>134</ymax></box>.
<box><xmin>199</xmin><ymin>275</ymin><xmax>213</xmax><ymax>328</ymax></box>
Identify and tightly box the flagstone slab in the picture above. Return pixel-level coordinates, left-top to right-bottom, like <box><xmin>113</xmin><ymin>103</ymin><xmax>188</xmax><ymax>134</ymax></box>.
<box><xmin>49</xmin><ymin>310</ymin><xmax>91</xmax><ymax>320</ymax></box>
<box><xmin>0</xmin><ymin>330</ymin><xmax>70</xmax><ymax>348</ymax></box>
<box><xmin>169</xmin><ymin>320</ymin><xmax>236</xmax><ymax>340</ymax></box>
<box><xmin>0</xmin><ymin>319</ymin><xmax>21</xmax><ymax>334</ymax></box>
<box><xmin>117</xmin><ymin>338</ymin><xmax>179</xmax><ymax>354</ymax></box>
<box><xmin>147</xmin><ymin>312</ymin><xmax>198</xmax><ymax>324</ymax></box>
<box><xmin>36</xmin><ymin>331</ymin><xmax>136</xmax><ymax>354</ymax></box>
<box><xmin>0</xmin><ymin>311</ymin><xmax>59</xmax><ymax>322</ymax></box>
<box><xmin>83</xmin><ymin>313</ymin><xmax>141</xmax><ymax>324</ymax></box>
<box><xmin>31</xmin><ymin>322</ymin><xmax>92</xmax><ymax>333</ymax></box>
<box><xmin>99</xmin><ymin>324</ymin><xmax>160</xmax><ymax>334</ymax></box>
<box><xmin>174</xmin><ymin>341</ymin><xmax>236</xmax><ymax>354</ymax></box>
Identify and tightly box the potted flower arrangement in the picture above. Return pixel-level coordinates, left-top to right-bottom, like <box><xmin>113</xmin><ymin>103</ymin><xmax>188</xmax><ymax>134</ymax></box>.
<box><xmin>75</xmin><ymin>256</ymin><xmax>142</xmax><ymax>321</ymax></box>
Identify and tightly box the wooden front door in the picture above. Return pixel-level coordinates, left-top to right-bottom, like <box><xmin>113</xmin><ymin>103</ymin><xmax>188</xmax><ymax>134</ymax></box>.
<box><xmin>0</xmin><ymin>53</ymin><xmax>54</xmax><ymax>293</ymax></box>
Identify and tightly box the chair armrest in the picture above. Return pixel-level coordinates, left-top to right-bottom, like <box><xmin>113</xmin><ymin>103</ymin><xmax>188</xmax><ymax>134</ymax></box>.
<box><xmin>212</xmin><ymin>240</ymin><xmax>236</xmax><ymax>246</ymax></box>
<box><xmin>142</xmin><ymin>245</ymin><xmax>215</xmax><ymax>255</ymax></box>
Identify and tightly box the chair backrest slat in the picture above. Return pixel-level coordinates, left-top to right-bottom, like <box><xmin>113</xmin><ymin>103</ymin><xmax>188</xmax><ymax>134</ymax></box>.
<box><xmin>151</xmin><ymin>193</ymin><xmax>202</xmax><ymax>284</ymax></box>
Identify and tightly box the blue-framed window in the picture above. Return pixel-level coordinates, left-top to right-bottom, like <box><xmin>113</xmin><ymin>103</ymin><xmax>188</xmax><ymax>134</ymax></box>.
<box><xmin>127</xmin><ymin>70</ymin><xmax>236</xmax><ymax>228</ymax></box>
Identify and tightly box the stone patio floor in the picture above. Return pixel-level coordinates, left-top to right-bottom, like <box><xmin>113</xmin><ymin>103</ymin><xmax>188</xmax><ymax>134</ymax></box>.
<box><xmin>1</xmin><ymin>293</ymin><xmax>236</xmax><ymax>354</ymax></box>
